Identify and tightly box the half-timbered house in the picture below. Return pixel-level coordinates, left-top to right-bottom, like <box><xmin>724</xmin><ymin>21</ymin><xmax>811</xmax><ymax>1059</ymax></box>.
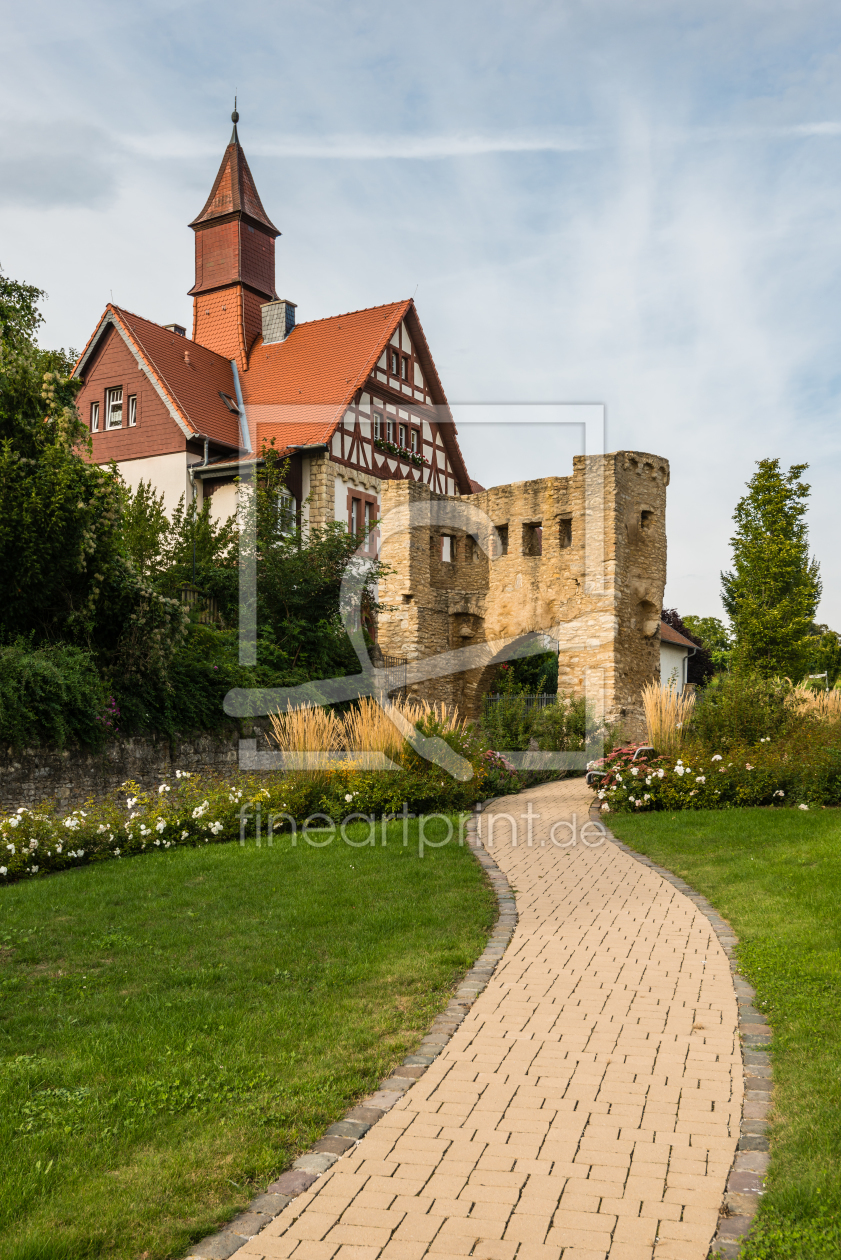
<box><xmin>72</xmin><ymin>111</ymin><xmax>477</xmax><ymax>535</ymax></box>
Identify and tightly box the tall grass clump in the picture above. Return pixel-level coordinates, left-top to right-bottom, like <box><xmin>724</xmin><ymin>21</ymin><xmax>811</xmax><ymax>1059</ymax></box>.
<box><xmin>268</xmin><ymin>705</ymin><xmax>343</xmax><ymax>769</ymax></box>
<box><xmin>641</xmin><ymin>681</ymin><xmax>696</xmax><ymax>756</ymax></box>
<box><xmin>269</xmin><ymin>697</ymin><xmax>468</xmax><ymax>772</ymax></box>
<box><xmin>793</xmin><ymin>685</ymin><xmax>841</xmax><ymax>723</ymax></box>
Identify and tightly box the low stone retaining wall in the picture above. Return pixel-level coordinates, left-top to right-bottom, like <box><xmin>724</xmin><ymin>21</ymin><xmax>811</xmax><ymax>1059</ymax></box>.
<box><xmin>0</xmin><ymin>723</ymin><xmax>271</xmax><ymax>814</ymax></box>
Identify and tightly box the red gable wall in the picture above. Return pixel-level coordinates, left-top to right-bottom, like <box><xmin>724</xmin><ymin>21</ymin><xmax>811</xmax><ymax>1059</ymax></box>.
<box><xmin>77</xmin><ymin>326</ymin><xmax>187</xmax><ymax>463</ymax></box>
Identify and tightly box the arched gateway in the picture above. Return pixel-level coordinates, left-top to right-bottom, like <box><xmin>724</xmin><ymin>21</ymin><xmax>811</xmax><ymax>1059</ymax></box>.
<box><xmin>376</xmin><ymin>450</ymin><xmax>669</xmax><ymax>737</ymax></box>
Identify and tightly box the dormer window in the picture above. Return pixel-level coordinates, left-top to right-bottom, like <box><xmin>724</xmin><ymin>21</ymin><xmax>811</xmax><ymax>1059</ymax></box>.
<box><xmin>106</xmin><ymin>387</ymin><xmax>123</xmax><ymax>428</ymax></box>
<box><xmin>90</xmin><ymin>401</ymin><xmax>100</xmax><ymax>432</ymax></box>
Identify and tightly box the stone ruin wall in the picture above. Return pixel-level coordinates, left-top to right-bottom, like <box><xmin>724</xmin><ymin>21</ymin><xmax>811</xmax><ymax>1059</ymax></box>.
<box><xmin>376</xmin><ymin>451</ymin><xmax>669</xmax><ymax>738</ymax></box>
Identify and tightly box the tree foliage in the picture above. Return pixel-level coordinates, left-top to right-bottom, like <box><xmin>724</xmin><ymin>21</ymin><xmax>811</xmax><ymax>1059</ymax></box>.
<box><xmin>721</xmin><ymin>459</ymin><xmax>821</xmax><ymax>678</ymax></box>
<box><xmin>661</xmin><ymin>609</ymin><xmax>715</xmax><ymax>684</ymax></box>
<box><xmin>681</xmin><ymin>615</ymin><xmax>733</xmax><ymax>673</ymax></box>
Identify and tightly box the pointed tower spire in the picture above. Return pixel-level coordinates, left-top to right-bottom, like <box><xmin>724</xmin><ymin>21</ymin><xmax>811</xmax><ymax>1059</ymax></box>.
<box><xmin>189</xmin><ymin>108</ymin><xmax>280</xmax><ymax>363</ymax></box>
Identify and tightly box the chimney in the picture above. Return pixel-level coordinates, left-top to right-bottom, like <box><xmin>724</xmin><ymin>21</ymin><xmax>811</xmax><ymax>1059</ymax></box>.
<box><xmin>164</xmin><ymin>323</ymin><xmax>186</xmax><ymax>336</ymax></box>
<box><xmin>261</xmin><ymin>299</ymin><xmax>297</xmax><ymax>345</ymax></box>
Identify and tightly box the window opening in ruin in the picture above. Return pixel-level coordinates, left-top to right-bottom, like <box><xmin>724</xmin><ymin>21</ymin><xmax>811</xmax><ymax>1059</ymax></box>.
<box><xmin>441</xmin><ymin>535</ymin><xmax>454</xmax><ymax>563</ymax></box>
<box><xmin>640</xmin><ymin>510</ymin><xmax>654</xmax><ymax>530</ymax></box>
<box><xmin>559</xmin><ymin>518</ymin><xmax>572</xmax><ymax>549</ymax></box>
<box><xmin>523</xmin><ymin>523</ymin><xmax>543</xmax><ymax>556</ymax></box>
<box><xmin>494</xmin><ymin>525</ymin><xmax>509</xmax><ymax>557</ymax></box>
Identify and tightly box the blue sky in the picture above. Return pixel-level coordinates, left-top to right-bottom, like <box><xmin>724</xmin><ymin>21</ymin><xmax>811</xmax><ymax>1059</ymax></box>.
<box><xmin>3</xmin><ymin>0</ymin><xmax>841</xmax><ymax>625</ymax></box>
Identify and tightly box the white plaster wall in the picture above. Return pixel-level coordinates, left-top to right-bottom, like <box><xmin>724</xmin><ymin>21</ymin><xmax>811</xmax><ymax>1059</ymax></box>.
<box><xmin>208</xmin><ymin>482</ymin><xmax>237</xmax><ymax>525</ymax></box>
<box><xmin>660</xmin><ymin>642</ymin><xmax>689</xmax><ymax>690</ymax></box>
<box><xmin>109</xmin><ymin>452</ymin><xmax>193</xmax><ymax>516</ymax></box>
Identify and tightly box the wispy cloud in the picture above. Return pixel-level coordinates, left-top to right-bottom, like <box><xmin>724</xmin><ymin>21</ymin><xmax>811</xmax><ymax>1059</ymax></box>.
<box><xmin>125</xmin><ymin>128</ymin><xmax>598</xmax><ymax>161</ymax></box>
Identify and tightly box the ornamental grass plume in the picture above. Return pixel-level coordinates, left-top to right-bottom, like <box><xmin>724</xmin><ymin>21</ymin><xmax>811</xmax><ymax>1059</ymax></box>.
<box><xmin>792</xmin><ymin>686</ymin><xmax>841</xmax><ymax>722</ymax></box>
<box><xmin>341</xmin><ymin>695</ymin><xmax>466</xmax><ymax>766</ymax></box>
<box><xmin>641</xmin><ymin>681</ymin><xmax>696</xmax><ymax>757</ymax></box>
<box><xmin>268</xmin><ymin>705</ymin><xmax>343</xmax><ymax>771</ymax></box>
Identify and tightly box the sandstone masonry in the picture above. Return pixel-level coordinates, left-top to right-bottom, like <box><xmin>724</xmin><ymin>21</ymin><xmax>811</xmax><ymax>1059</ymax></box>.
<box><xmin>376</xmin><ymin>450</ymin><xmax>669</xmax><ymax>735</ymax></box>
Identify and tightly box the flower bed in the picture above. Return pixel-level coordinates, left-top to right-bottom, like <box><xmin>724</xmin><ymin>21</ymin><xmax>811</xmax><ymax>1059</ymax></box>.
<box><xmin>588</xmin><ymin>737</ymin><xmax>841</xmax><ymax>813</ymax></box>
<box><xmin>0</xmin><ymin>733</ymin><xmax>542</xmax><ymax>884</ymax></box>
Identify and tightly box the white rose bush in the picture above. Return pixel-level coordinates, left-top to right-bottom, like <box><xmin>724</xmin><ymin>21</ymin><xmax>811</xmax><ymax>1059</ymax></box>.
<box><xmin>588</xmin><ymin>738</ymin><xmax>839</xmax><ymax>812</ymax></box>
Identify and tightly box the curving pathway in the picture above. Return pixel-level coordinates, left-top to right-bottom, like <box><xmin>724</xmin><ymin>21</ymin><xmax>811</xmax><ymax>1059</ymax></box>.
<box><xmin>236</xmin><ymin>779</ymin><xmax>741</xmax><ymax>1260</ymax></box>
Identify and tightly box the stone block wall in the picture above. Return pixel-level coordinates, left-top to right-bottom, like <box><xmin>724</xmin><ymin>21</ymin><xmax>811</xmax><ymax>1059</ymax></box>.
<box><xmin>376</xmin><ymin>451</ymin><xmax>669</xmax><ymax>736</ymax></box>
<box><xmin>0</xmin><ymin>723</ymin><xmax>271</xmax><ymax>815</ymax></box>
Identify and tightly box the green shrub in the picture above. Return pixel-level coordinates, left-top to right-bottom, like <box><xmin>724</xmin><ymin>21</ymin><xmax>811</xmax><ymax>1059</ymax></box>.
<box><xmin>0</xmin><ymin>640</ymin><xmax>107</xmax><ymax>749</ymax></box>
<box><xmin>692</xmin><ymin>672</ymin><xmax>799</xmax><ymax>748</ymax></box>
<box><xmin>481</xmin><ymin>691</ymin><xmax>616</xmax><ymax>757</ymax></box>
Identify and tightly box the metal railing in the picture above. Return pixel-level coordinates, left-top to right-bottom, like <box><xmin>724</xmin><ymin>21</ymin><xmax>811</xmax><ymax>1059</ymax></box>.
<box><xmin>483</xmin><ymin>692</ymin><xmax>558</xmax><ymax>713</ymax></box>
<box><xmin>381</xmin><ymin>653</ymin><xmax>408</xmax><ymax>701</ymax></box>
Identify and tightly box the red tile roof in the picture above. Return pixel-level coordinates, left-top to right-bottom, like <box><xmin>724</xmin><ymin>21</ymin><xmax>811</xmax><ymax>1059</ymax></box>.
<box><xmin>189</xmin><ymin>138</ymin><xmax>279</xmax><ymax>235</ymax></box>
<box><xmin>660</xmin><ymin>621</ymin><xmax>697</xmax><ymax>649</ymax></box>
<box><xmin>242</xmin><ymin>299</ymin><xmax>411</xmax><ymax>450</ymax></box>
<box><xmin>241</xmin><ymin>299</ymin><xmax>472</xmax><ymax>492</ymax></box>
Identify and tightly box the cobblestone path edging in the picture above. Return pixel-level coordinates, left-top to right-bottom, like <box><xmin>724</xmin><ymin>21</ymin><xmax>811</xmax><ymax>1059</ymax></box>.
<box><xmin>592</xmin><ymin>804</ymin><xmax>772</xmax><ymax>1259</ymax></box>
<box><xmin>183</xmin><ymin>806</ymin><xmax>511</xmax><ymax>1260</ymax></box>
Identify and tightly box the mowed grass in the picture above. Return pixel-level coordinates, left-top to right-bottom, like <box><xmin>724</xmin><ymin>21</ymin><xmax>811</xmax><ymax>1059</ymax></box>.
<box><xmin>606</xmin><ymin>808</ymin><xmax>841</xmax><ymax>1260</ymax></box>
<box><xmin>0</xmin><ymin>819</ymin><xmax>496</xmax><ymax>1260</ymax></box>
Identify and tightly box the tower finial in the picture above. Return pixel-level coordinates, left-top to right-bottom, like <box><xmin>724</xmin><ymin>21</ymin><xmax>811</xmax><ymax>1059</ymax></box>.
<box><xmin>230</xmin><ymin>95</ymin><xmax>239</xmax><ymax>143</ymax></box>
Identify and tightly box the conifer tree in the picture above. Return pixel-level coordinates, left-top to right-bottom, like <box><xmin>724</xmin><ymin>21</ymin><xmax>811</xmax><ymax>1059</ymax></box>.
<box><xmin>721</xmin><ymin>459</ymin><xmax>821</xmax><ymax>677</ymax></box>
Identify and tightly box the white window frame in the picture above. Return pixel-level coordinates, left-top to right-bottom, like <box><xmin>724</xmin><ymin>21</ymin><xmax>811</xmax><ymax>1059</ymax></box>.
<box><xmin>106</xmin><ymin>387</ymin><xmax>123</xmax><ymax>429</ymax></box>
<box><xmin>128</xmin><ymin>394</ymin><xmax>137</xmax><ymax>427</ymax></box>
<box><xmin>90</xmin><ymin>401</ymin><xmax>100</xmax><ymax>432</ymax></box>
<box><xmin>278</xmin><ymin>488</ymin><xmax>296</xmax><ymax>535</ymax></box>
<box><xmin>373</xmin><ymin>412</ymin><xmax>382</xmax><ymax>439</ymax></box>
<box><xmin>386</xmin><ymin>417</ymin><xmax>395</xmax><ymax>443</ymax></box>
<box><xmin>410</xmin><ymin>428</ymin><xmax>419</xmax><ymax>453</ymax></box>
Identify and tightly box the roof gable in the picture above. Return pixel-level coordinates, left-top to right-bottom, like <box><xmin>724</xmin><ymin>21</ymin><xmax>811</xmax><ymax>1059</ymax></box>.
<box><xmin>73</xmin><ymin>306</ymin><xmax>243</xmax><ymax>450</ymax></box>
<box><xmin>242</xmin><ymin>299</ymin><xmax>472</xmax><ymax>492</ymax></box>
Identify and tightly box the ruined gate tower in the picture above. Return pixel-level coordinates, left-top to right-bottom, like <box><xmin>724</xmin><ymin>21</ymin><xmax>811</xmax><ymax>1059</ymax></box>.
<box><xmin>376</xmin><ymin>450</ymin><xmax>669</xmax><ymax>735</ymax></box>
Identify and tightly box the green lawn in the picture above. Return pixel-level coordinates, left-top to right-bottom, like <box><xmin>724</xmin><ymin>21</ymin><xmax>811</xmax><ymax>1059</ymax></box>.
<box><xmin>606</xmin><ymin>808</ymin><xmax>841</xmax><ymax>1260</ymax></box>
<box><xmin>0</xmin><ymin>819</ymin><xmax>495</xmax><ymax>1260</ymax></box>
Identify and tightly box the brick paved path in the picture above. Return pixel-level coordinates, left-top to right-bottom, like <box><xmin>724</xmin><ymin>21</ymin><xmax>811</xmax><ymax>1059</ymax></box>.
<box><xmin>240</xmin><ymin>779</ymin><xmax>741</xmax><ymax>1260</ymax></box>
